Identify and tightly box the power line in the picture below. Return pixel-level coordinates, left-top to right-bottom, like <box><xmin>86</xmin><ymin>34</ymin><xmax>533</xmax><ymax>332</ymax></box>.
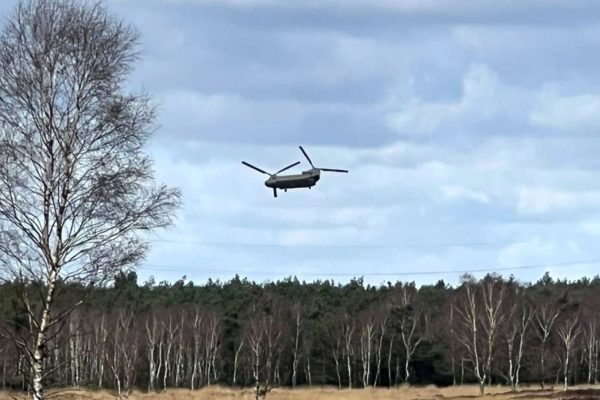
<box><xmin>148</xmin><ymin>233</ymin><xmax>600</xmax><ymax>250</ymax></box>
<box><xmin>137</xmin><ymin>257</ymin><xmax>600</xmax><ymax>277</ymax></box>
<box><xmin>151</xmin><ymin>238</ymin><xmax>517</xmax><ymax>249</ymax></box>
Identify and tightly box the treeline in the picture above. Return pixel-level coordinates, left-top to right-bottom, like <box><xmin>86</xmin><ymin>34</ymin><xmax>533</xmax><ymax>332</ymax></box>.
<box><xmin>0</xmin><ymin>272</ymin><xmax>598</xmax><ymax>395</ymax></box>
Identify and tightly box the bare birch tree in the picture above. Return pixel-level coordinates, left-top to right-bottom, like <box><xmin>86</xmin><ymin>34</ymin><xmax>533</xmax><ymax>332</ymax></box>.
<box><xmin>454</xmin><ymin>275</ymin><xmax>506</xmax><ymax>396</ymax></box>
<box><xmin>535</xmin><ymin>303</ymin><xmax>559</xmax><ymax>389</ymax></box>
<box><xmin>557</xmin><ymin>314</ymin><xmax>580</xmax><ymax>391</ymax></box>
<box><xmin>503</xmin><ymin>302</ymin><xmax>534</xmax><ymax>390</ymax></box>
<box><xmin>145</xmin><ymin>312</ymin><xmax>160</xmax><ymax>392</ymax></box>
<box><xmin>93</xmin><ymin>312</ymin><xmax>108</xmax><ymax>389</ymax></box>
<box><xmin>162</xmin><ymin>316</ymin><xmax>177</xmax><ymax>390</ymax></box>
<box><xmin>232</xmin><ymin>336</ymin><xmax>244</xmax><ymax>387</ymax></box>
<box><xmin>342</xmin><ymin>314</ymin><xmax>355</xmax><ymax>389</ymax></box>
<box><xmin>204</xmin><ymin>312</ymin><xmax>220</xmax><ymax>385</ymax></box>
<box><xmin>583</xmin><ymin>317</ymin><xmax>598</xmax><ymax>385</ymax></box>
<box><xmin>389</xmin><ymin>282</ymin><xmax>429</xmax><ymax>384</ymax></box>
<box><xmin>331</xmin><ymin>334</ymin><xmax>342</xmax><ymax>389</ymax></box>
<box><xmin>0</xmin><ymin>1</ymin><xmax>181</xmax><ymax>398</ymax></box>
<box><xmin>359</xmin><ymin>313</ymin><xmax>375</xmax><ymax>388</ymax></box>
<box><xmin>580</xmin><ymin>297</ymin><xmax>600</xmax><ymax>385</ymax></box>
<box><xmin>387</xmin><ymin>331</ymin><xmax>395</xmax><ymax>388</ymax></box>
<box><xmin>290</xmin><ymin>303</ymin><xmax>301</xmax><ymax>389</ymax></box>
<box><xmin>245</xmin><ymin>315</ymin><xmax>264</xmax><ymax>399</ymax></box>
<box><xmin>190</xmin><ymin>309</ymin><xmax>203</xmax><ymax>389</ymax></box>
<box><xmin>373</xmin><ymin>312</ymin><xmax>387</xmax><ymax>388</ymax></box>
<box><xmin>399</xmin><ymin>307</ymin><xmax>428</xmax><ymax>383</ymax></box>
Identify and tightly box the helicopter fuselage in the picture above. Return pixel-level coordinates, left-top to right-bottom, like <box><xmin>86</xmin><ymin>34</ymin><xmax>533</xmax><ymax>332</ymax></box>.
<box><xmin>242</xmin><ymin>146</ymin><xmax>347</xmax><ymax>197</ymax></box>
<box><xmin>265</xmin><ymin>168</ymin><xmax>321</xmax><ymax>189</ymax></box>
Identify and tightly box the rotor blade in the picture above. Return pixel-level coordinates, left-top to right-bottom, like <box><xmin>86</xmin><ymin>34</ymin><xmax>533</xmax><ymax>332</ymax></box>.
<box><xmin>320</xmin><ymin>168</ymin><xmax>349</xmax><ymax>173</ymax></box>
<box><xmin>299</xmin><ymin>146</ymin><xmax>314</xmax><ymax>168</ymax></box>
<box><xmin>242</xmin><ymin>161</ymin><xmax>270</xmax><ymax>175</ymax></box>
<box><xmin>275</xmin><ymin>161</ymin><xmax>300</xmax><ymax>175</ymax></box>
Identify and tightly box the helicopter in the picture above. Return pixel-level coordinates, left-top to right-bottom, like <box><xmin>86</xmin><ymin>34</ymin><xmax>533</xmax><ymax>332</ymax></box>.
<box><xmin>242</xmin><ymin>146</ymin><xmax>348</xmax><ymax>197</ymax></box>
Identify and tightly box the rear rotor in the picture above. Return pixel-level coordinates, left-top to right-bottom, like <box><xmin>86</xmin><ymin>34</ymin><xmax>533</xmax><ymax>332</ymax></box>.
<box><xmin>299</xmin><ymin>146</ymin><xmax>348</xmax><ymax>173</ymax></box>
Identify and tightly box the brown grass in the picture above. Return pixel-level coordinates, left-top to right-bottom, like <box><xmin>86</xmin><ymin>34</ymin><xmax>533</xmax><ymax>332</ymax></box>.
<box><xmin>2</xmin><ymin>385</ymin><xmax>600</xmax><ymax>400</ymax></box>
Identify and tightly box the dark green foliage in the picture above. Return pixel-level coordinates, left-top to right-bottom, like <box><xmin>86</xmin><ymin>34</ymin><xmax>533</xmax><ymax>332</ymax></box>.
<box><xmin>0</xmin><ymin>273</ymin><xmax>597</xmax><ymax>392</ymax></box>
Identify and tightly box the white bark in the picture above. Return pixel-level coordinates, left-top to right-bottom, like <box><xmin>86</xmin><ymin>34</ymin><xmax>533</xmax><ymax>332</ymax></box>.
<box><xmin>97</xmin><ymin>315</ymin><xmax>108</xmax><ymax>389</ymax></box>
<box><xmin>191</xmin><ymin>311</ymin><xmax>203</xmax><ymax>390</ymax></box>
<box><xmin>32</xmin><ymin>270</ymin><xmax>58</xmax><ymax>400</ymax></box>
<box><xmin>247</xmin><ymin>317</ymin><xmax>263</xmax><ymax>398</ymax></box>
<box><xmin>514</xmin><ymin>307</ymin><xmax>533</xmax><ymax>389</ymax></box>
<box><xmin>374</xmin><ymin>316</ymin><xmax>387</xmax><ymax>388</ymax></box>
<box><xmin>174</xmin><ymin>313</ymin><xmax>185</xmax><ymax>387</ymax></box>
<box><xmin>343</xmin><ymin>316</ymin><xmax>354</xmax><ymax>389</ymax></box>
<box><xmin>557</xmin><ymin>315</ymin><xmax>581</xmax><ymax>391</ymax></box>
<box><xmin>400</xmin><ymin>311</ymin><xmax>425</xmax><ymax>383</ymax></box>
<box><xmin>232</xmin><ymin>338</ymin><xmax>244</xmax><ymax>386</ymax></box>
<box><xmin>106</xmin><ymin>315</ymin><xmax>122</xmax><ymax>397</ymax></box>
<box><xmin>584</xmin><ymin>318</ymin><xmax>598</xmax><ymax>384</ymax></box>
<box><xmin>305</xmin><ymin>348</ymin><xmax>312</xmax><ymax>388</ymax></box>
<box><xmin>535</xmin><ymin>305</ymin><xmax>559</xmax><ymax>389</ymax></box>
<box><xmin>146</xmin><ymin>314</ymin><xmax>159</xmax><ymax>391</ymax></box>
<box><xmin>332</xmin><ymin>341</ymin><xmax>342</xmax><ymax>389</ymax></box>
<box><xmin>387</xmin><ymin>332</ymin><xmax>394</xmax><ymax>388</ymax></box>
<box><xmin>291</xmin><ymin>305</ymin><xmax>301</xmax><ymax>388</ymax></box>
<box><xmin>455</xmin><ymin>282</ymin><xmax>487</xmax><ymax>395</ymax></box>
<box><xmin>360</xmin><ymin>318</ymin><xmax>375</xmax><ymax>387</ymax></box>
<box><xmin>505</xmin><ymin>305</ymin><xmax>533</xmax><ymax>390</ymax></box>
<box><xmin>162</xmin><ymin>316</ymin><xmax>178</xmax><ymax>390</ymax></box>
<box><xmin>482</xmin><ymin>280</ymin><xmax>505</xmax><ymax>387</ymax></box>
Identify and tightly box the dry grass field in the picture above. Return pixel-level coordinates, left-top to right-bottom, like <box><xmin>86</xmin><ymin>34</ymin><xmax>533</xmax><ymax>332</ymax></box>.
<box><xmin>3</xmin><ymin>385</ymin><xmax>600</xmax><ymax>400</ymax></box>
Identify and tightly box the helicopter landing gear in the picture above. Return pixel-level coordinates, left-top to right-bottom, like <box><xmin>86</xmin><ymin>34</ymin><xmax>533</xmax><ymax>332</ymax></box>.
<box><xmin>284</xmin><ymin>189</ymin><xmax>287</xmax><ymax>192</ymax></box>
<box><xmin>273</xmin><ymin>188</ymin><xmax>277</xmax><ymax>197</ymax></box>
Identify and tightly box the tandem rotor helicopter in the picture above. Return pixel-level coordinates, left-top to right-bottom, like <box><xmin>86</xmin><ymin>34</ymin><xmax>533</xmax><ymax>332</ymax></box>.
<box><xmin>242</xmin><ymin>146</ymin><xmax>348</xmax><ymax>197</ymax></box>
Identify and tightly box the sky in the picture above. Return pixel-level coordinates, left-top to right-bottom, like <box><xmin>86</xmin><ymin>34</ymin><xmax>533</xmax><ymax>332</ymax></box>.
<box><xmin>6</xmin><ymin>0</ymin><xmax>600</xmax><ymax>286</ymax></box>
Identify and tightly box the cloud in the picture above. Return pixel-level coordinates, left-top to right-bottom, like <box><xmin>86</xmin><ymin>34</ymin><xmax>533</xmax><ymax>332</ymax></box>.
<box><xmin>441</xmin><ymin>185</ymin><xmax>490</xmax><ymax>204</ymax></box>
<box><xmin>96</xmin><ymin>0</ymin><xmax>600</xmax><ymax>285</ymax></box>
<box><xmin>158</xmin><ymin>89</ymin><xmax>396</xmax><ymax>146</ymax></box>
<box><xmin>530</xmin><ymin>91</ymin><xmax>600</xmax><ymax>132</ymax></box>
<box><xmin>155</xmin><ymin>0</ymin><xmax>600</xmax><ymax>28</ymax></box>
<box><xmin>385</xmin><ymin>64</ymin><xmax>532</xmax><ymax>137</ymax></box>
<box><xmin>517</xmin><ymin>187</ymin><xmax>600</xmax><ymax>215</ymax></box>
<box><xmin>496</xmin><ymin>236</ymin><xmax>583</xmax><ymax>279</ymax></box>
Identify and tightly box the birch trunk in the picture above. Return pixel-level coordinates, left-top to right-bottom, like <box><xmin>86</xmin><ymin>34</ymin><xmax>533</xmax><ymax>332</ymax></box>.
<box><xmin>454</xmin><ymin>283</ymin><xmax>486</xmax><ymax>396</ymax></box>
<box><xmin>32</xmin><ymin>270</ymin><xmax>58</xmax><ymax>400</ymax></box>
<box><xmin>146</xmin><ymin>315</ymin><xmax>159</xmax><ymax>391</ymax></box>
<box><xmin>585</xmin><ymin>320</ymin><xmax>597</xmax><ymax>384</ymax></box>
<box><xmin>514</xmin><ymin>308</ymin><xmax>533</xmax><ymax>389</ymax></box>
<box><xmin>558</xmin><ymin>316</ymin><xmax>580</xmax><ymax>391</ymax></box>
<box><xmin>163</xmin><ymin>317</ymin><xmax>177</xmax><ymax>391</ymax></box>
<box><xmin>400</xmin><ymin>312</ymin><xmax>424</xmax><ymax>383</ymax></box>
<box><xmin>332</xmin><ymin>344</ymin><xmax>342</xmax><ymax>389</ymax></box>
<box><xmin>449</xmin><ymin>305</ymin><xmax>456</xmax><ymax>386</ymax></box>
<box><xmin>305</xmin><ymin>352</ymin><xmax>312</xmax><ymax>388</ymax></box>
<box><xmin>374</xmin><ymin>317</ymin><xmax>387</xmax><ymax>388</ymax></box>
<box><xmin>291</xmin><ymin>306</ymin><xmax>301</xmax><ymax>388</ymax></box>
<box><xmin>506</xmin><ymin>327</ymin><xmax>517</xmax><ymax>389</ymax></box>
<box><xmin>191</xmin><ymin>311</ymin><xmax>203</xmax><ymax>390</ymax></box>
<box><xmin>360</xmin><ymin>321</ymin><xmax>375</xmax><ymax>387</ymax></box>
<box><xmin>233</xmin><ymin>339</ymin><xmax>244</xmax><ymax>386</ymax></box>
<box><xmin>343</xmin><ymin>317</ymin><xmax>354</xmax><ymax>389</ymax></box>
<box><xmin>98</xmin><ymin>315</ymin><xmax>107</xmax><ymax>389</ymax></box>
<box><xmin>535</xmin><ymin>305</ymin><xmax>559</xmax><ymax>389</ymax></box>
<box><xmin>387</xmin><ymin>333</ymin><xmax>394</xmax><ymax>388</ymax></box>
<box><xmin>175</xmin><ymin>313</ymin><xmax>185</xmax><ymax>387</ymax></box>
